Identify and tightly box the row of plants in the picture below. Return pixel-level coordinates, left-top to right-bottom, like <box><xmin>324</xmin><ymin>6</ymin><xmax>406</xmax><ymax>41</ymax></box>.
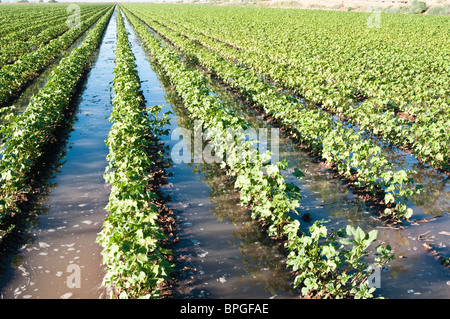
<box><xmin>123</xmin><ymin>7</ymin><xmax>394</xmax><ymax>299</ymax></box>
<box><xmin>143</xmin><ymin>13</ymin><xmax>449</xmax><ymax>172</ymax></box>
<box><xmin>129</xmin><ymin>4</ymin><xmax>449</xmax><ymax>172</ymax></box>
<box><xmin>0</xmin><ymin>3</ymin><xmax>70</xmax><ymax>37</ymax></box>
<box><xmin>0</xmin><ymin>8</ymin><xmax>68</xmax><ymax>46</ymax></box>
<box><xmin>96</xmin><ymin>9</ymin><xmax>174</xmax><ymax>299</ymax></box>
<box><xmin>0</xmin><ymin>6</ymin><xmax>114</xmax><ymax>239</ymax></box>
<box><xmin>0</xmin><ymin>5</ymin><xmax>105</xmax><ymax>67</ymax></box>
<box><xmin>125</xmin><ymin>7</ymin><xmax>422</xmax><ymax>221</ymax></box>
<box><xmin>130</xmin><ymin>5</ymin><xmax>449</xmax><ymax>115</ymax></box>
<box><xmin>0</xmin><ymin>4</ymin><xmax>106</xmax><ymax>46</ymax></box>
<box><xmin>0</xmin><ymin>4</ymin><xmax>113</xmax><ymax>107</ymax></box>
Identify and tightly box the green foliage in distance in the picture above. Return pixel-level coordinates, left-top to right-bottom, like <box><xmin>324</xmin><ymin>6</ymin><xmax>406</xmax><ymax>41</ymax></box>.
<box><xmin>125</xmin><ymin>5</ymin><xmax>424</xmax><ymax>221</ymax></box>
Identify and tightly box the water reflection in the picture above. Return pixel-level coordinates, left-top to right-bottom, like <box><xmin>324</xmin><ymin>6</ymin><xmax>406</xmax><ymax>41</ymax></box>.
<box><xmin>374</xmin><ymin>137</ymin><xmax>450</xmax><ymax>218</ymax></box>
<box><xmin>154</xmin><ymin>69</ymin><xmax>298</xmax><ymax>298</ymax></box>
<box><xmin>192</xmin><ymin>163</ymin><xmax>297</xmax><ymax>296</ymax></box>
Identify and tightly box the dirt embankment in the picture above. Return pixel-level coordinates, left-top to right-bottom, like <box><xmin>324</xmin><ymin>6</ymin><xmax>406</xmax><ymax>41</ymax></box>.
<box><xmin>193</xmin><ymin>0</ymin><xmax>449</xmax><ymax>14</ymax></box>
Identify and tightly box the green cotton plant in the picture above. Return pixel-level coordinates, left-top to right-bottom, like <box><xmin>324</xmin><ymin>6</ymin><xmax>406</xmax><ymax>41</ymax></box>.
<box><xmin>285</xmin><ymin>220</ymin><xmax>394</xmax><ymax>299</ymax></box>
<box><xmin>351</xmin><ymin>142</ymin><xmax>389</xmax><ymax>194</ymax></box>
<box><xmin>234</xmin><ymin>156</ymin><xmax>301</xmax><ymax>236</ymax></box>
<box><xmin>0</xmin><ymin>5</ymin><xmax>106</xmax><ymax>67</ymax></box>
<box><xmin>124</xmin><ymin>8</ymin><xmax>302</xmax><ymax>238</ymax></box>
<box><xmin>412</xmin><ymin>115</ymin><xmax>450</xmax><ymax>171</ymax></box>
<box><xmin>381</xmin><ymin>170</ymin><xmax>423</xmax><ymax>219</ymax></box>
<box><xmin>322</xmin><ymin>123</ymin><xmax>362</xmax><ymax>179</ymax></box>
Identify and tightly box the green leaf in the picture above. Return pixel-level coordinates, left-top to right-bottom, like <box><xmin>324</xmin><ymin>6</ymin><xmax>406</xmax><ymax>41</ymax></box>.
<box><xmin>293</xmin><ymin>168</ymin><xmax>305</xmax><ymax>179</ymax></box>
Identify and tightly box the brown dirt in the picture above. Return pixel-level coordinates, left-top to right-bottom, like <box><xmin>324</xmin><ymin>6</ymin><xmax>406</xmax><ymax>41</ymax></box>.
<box><xmin>201</xmin><ymin>0</ymin><xmax>445</xmax><ymax>14</ymax></box>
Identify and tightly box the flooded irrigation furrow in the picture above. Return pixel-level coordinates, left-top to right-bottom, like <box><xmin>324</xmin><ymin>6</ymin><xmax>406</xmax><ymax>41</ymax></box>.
<box><xmin>0</xmin><ymin>10</ymin><xmax>117</xmax><ymax>299</ymax></box>
<box><xmin>150</xmin><ymin>17</ymin><xmax>450</xmax><ymax>224</ymax></box>
<box><xmin>0</xmin><ymin>7</ymin><xmax>110</xmax><ymax>112</ymax></box>
<box><xmin>0</xmin><ymin>13</ymin><xmax>105</xmax><ymax>153</ymax></box>
<box><xmin>122</xmin><ymin>12</ymin><xmax>298</xmax><ymax>299</ymax></box>
<box><xmin>305</xmin><ymin>98</ymin><xmax>450</xmax><ymax>297</ymax></box>
<box><xmin>371</xmin><ymin>142</ymin><xmax>450</xmax><ymax>298</ymax></box>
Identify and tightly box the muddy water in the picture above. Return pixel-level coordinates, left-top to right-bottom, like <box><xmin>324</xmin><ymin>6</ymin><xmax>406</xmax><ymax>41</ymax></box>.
<box><xmin>373</xmin><ymin>141</ymin><xmax>450</xmax><ymax>297</ymax></box>
<box><xmin>0</xmin><ymin>10</ymin><xmax>116</xmax><ymax>299</ymax></box>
